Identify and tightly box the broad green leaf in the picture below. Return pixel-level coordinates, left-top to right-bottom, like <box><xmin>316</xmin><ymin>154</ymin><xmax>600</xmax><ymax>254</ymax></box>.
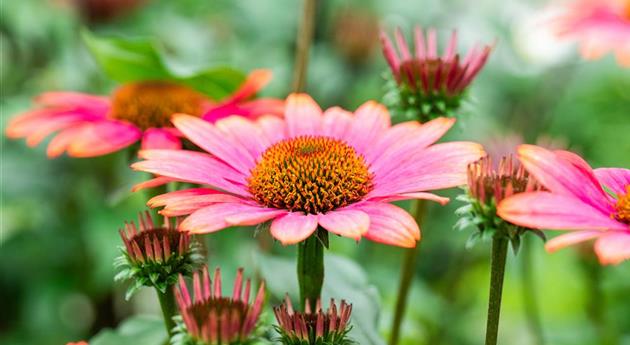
<box><xmin>90</xmin><ymin>315</ymin><xmax>167</xmax><ymax>345</ymax></box>
<box><xmin>81</xmin><ymin>30</ymin><xmax>246</xmax><ymax>100</ymax></box>
<box><xmin>256</xmin><ymin>253</ymin><xmax>386</xmax><ymax>345</ymax></box>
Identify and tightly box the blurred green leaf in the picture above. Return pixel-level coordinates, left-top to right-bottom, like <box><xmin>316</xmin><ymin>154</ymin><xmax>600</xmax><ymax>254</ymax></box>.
<box><xmin>256</xmin><ymin>253</ymin><xmax>386</xmax><ymax>345</ymax></box>
<box><xmin>81</xmin><ymin>30</ymin><xmax>246</xmax><ymax>100</ymax></box>
<box><xmin>90</xmin><ymin>315</ymin><xmax>166</xmax><ymax>345</ymax></box>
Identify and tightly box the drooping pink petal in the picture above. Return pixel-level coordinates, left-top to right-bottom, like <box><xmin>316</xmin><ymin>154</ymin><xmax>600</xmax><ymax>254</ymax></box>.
<box><xmin>67</xmin><ymin>120</ymin><xmax>141</xmax><ymax>157</ymax></box>
<box><xmin>131</xmin><ymin>176</ymin><xmax>176</xmax><ymax>192</ymax></box>
<box><xmin>156</xmin><ymin>192</ymin><xmax>245</xmax><ymax>217</ymax></box>
<box><xmin>215</xmin><ymin>116</ymin><xmax>271</xmax><ymax>159</ymax></box>
<box><xmin>179</xmin><ymin>202</ymin><xmax>283</xmax><ymax>234</ymax></box>
<box><xmin>285</xmin><ymin>94</ymin><xmax>323</xmax><ymax>137</ymax></box>
<box><xmin>224</xmin><ymin>206</ymin><xmax>288</xmax><ymax>227</ymax></box>
<box><xmin>517</xmin><ymin>145</ymin><xmax>613</xmax><ymax>214</ymax></box>
<box><xmin>497</xmin><ymin>191</ymin><xmax>627</xmax><ymax>231</ymax></box>
<box><xmin>133</xmin><ymin>150</ymin><xmax>248</xmax><ymax>196</ymax></box>
<box><xmin>594</xmin><ymin>168</ymin><xmax>630</xmax><ymax>196</ymax></box>
<box><xmin>224</xmin><ymin>69</ymin><xmax>272</xmax><ymax>104</ymax></box>
<box><xmin>545</xmin><ymin>230</ymin><xmax>602</xmax><ymax>253</ymax></box>
<box><xmin>270</xmin><ymin>212</ymin><xmax>318</xmax><ymax>245</ymax></box>
<box><xmin>46</xmin><ymin>125</ymin><xmax>88</xmax><ymax>158</ymax></box>
<box><xmin>594</xmin><ymin>231</ymin><xmax>630</xmax><ymax>265</ymax></box>
<box><xmin>317</xmin><ymin>209</ymin><xmax>370</xmax><ymax>240</ymax></box>
<box><xmin>239</xmin><ymin>98</ymin><xmax>285</xmax><ymax>118</ymax></box>
<box><xmin>171</xmin><ymin>114</ymin><xmax>256</xmax><ymax>172</ymax></box>
<box><xmin>35</xmin><ymin>92</ymin><xmax>110</xmax><ymax>109</ymax></box>
<box><xmin>141</xmin><ymin>128</ymin><xmax>182</xmax><ymax>150</ymax></box>
<box><xmin>147</xmin><ymin>188</ymin><xmax>218</xmax><ymax>207</ymax></box>
<box><xmin>343</xmin><ymin>101</ymin><xmax>390</xmax><ymax>155</ymax></box>
<box><xmin>370</xmin><ymin>192</ymin><xmax>450</xmax><ymax>205</ymax></box>
<box><xmin>355</xmin><ymin>202</ymin><xmax>420</xmax><ymax>248</ymax></box>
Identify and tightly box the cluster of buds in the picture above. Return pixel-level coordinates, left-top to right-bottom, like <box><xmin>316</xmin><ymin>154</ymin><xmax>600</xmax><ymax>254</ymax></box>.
<box><xmin>171</xmin><ymin>267</ymin><xmax>265</xmax><ymax>345</ymax></box>
<box><xmin>274</xmin><ymin>296</ymin><xmax>354</xmax><ymax>345</ymax></box>
<box><xmin>115</xmin><ymin>211</ymin><xmax>203</xmax><ymax>299</ymax></box>
<box><xmin>380</xmin><ymin>27</ymin><xmax>492</xmax><ymax>122</ymax></box>
<box><xmin>456</xmin><ymin>155</ymin><xmax>544</xmax><ymax>251</ymax></box>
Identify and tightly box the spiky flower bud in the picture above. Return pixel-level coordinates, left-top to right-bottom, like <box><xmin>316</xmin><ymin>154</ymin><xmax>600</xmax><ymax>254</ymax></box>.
<box><xmin>115</xmin><ymin>211</ymin><xmax>203</xmax><ymax>299</ymax></box>
<box><xmin>274</xmin><ymin>296</ymin><xmax>354</xmax><ymax>345</ymax></box>
<box><xmin>171</xmin><ymin>267</ymin><xmax>265</xmax><ymax>345</ymax></box>
<box><xmin>381</xmin><ymin>27</ymin><xmax>492</xmax><ymax>122</ymax></box>
<box><xmin>456</xmin><ymin>155</ymin><xmax>544</xmax><ymax>252</ymax></box>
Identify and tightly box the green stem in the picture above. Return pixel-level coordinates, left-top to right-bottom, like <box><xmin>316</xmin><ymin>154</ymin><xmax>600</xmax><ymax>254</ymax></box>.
<box><xmin>520</xmin><ymin>237</ymin><xmax>545</xmax><ymax>345</ymax></box>
<box><xmin>389</xmin><ymin>200</ymin><xmax>426</xmax><ymax>345</ymax></box>
<box><xmin>485</xmin><ymin>235</ymin><xmax>509</xmax><ymax>345</ymax></box>
<box><xmin>156</xmin><ymin>287</ymin><xmax>177</xmax><ymax>339</ymax></box>
<box><xmin>297</xmin><ymin>229</ymin><xmax>325</xmax><ymax>310</ymax></box>
<box><xmin>292</xmin><ymin>0</ymin><xmax>317</xmax><ymax>92</ymax></box>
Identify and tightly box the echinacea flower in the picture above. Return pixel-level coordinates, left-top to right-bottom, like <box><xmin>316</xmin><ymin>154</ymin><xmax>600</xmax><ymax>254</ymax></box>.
<box><xmin>66</xmin><ymin>342</ymin><xmax>88</xmax><ymax>345</ymax></box>
<box><xmin>172</xmin><ymin>267</ymin><xmax>265</xmax><ymax>345</ymax></box>
<box><xmin>274</xmin><ymin>296</ymin><xmax>354</xmax><ymax>345</ymax></box>
<box><xmin>5</xmin><ymin>70</ymin><xmax>283</xmax><ymax>158</ymax></box>
<box><xmin>115</xmin><ymin>211</ymin><xmax>203</xmax><ymax>298</ymax></box>
<box><xmin>551</xmin><ymin>0</ymin><xmax>630</xmax><ymax>67</ymax></box>
<box><xmin>457</xmin><ymin>155</ymin><xmax>543</xmax><ymax>250</ymax></box>
<box><xmin>132</xmin><ymin>93</ymin><xmax>485</xmax><ymax>247</ymax></box>
<box><xmin>380</xmin><ymin>27</ymin><xmax>492</xmax><ymax>121</ymax></box>
<box><xmin>497</xmin><ymin>145</ymin><xmax>630</xmax><ymax>265</ymax></box>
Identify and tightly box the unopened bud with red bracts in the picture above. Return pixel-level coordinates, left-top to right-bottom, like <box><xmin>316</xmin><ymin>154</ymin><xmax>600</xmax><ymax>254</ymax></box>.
<box><xmin>274</xmin><ymin>296</ymin><xmax>355</xmax><ymax>345</ymax></box>
<box><xmin>115</xmin><ymin>211</ymin><xmax>203</xmax><ymax>299</ymax></box>
<box><xmin>171</xmin><ymin>267</ymin><xmax>265</xmax><ymax>345</ymax></box>
<box><xmin>380</xmin><ymin>26</ymin><xmax>492</xmax><ymax>122</ymax></box>
<box><xmin>456</xmin><ymin>155</ymin><xmax>544</xmax><ymax>252</ymax></box>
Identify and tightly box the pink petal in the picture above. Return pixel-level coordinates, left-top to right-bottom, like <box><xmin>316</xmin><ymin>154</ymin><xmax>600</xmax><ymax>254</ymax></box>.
<box><xmin>497</xmin><ymin>192</ymin><xmax>627</xmax><ymax>231</ymax></box>
<box><xmin>317</xmin><ymin>209</ymin><xmax>370</xmax><ymax>240</ymax></box>
<box><xmin>171</xmin><ymin>114</ymin><xmax>256</xmax><ymax>172</ymax></box>
<box><xmin>427</xmin><ymin>28</ymin><xmax>437</xmax><ymax>59</ymax></box>
<box><xmin>46</xmin><ymin>125</ymin><xmax>87</xmax><ymax>158</ymax></box>
<box><xmin>370</xmin><ymin>192</ymin><xmax>450</xmax><ymax>205</ymax></box>
<box><xmin>371</xmin><ymin>141</ymin><xmax>485</xmax><ymax>197</ymax></box>
<box><xmin>380</xmin><ymin>31</ymin><xmax>400</xmax><ymax>77</ymax></box>
<box><xmin>256</xmin><ymin>115</ymin><xmax>287</xmax><ymax>145</ymax></box>
<box><xmin>180</xmin><ymin>202</ymin><xmax>281</xmax><ymax>234</ymax></box>
<box><xmin>545</xmin><ymin>230</ymin><xmax>603</xmax><ymax>253</ymax></box>
<box><xmin>224</xmin><ymin>69</ymin><xmax>272</xmax><ymax>104</ymax></box>
<box><xmin>367</xmin><ymin>117</ymin><xmax>456</xmax><ymax>167</ymax></box>
<box><xmin>215</xmin><ymin>116</ymin><xmax>271</xmax><ymax>159</ymax></box>
<box><xmin>414</xmin><ymin>26</ymin><xmax>426</xmax><ymax>60</ymax></box>
<box><xmin>394</xmin><ymin>28</ymin><xmax>412</xmax><ymax>61</ymax></box>
<box><xmin>132</xmin><ymin>149</ymin><xmax>248</xmax><ymax>196</ymax></box>
<box><xmin>343</xmin><ymin>101</ymin><xmax>390</xmax><ymax>155</ymax></box>
<box><xmin>270</xmin><ymin>212</ymin><xmax>318</xmax><ymax>245</ymax></box>
<box><xmin>148</xmin><ymin>188</ymin><xmax>218</xmax><ymax>207</ymax></box>
<box><xmin>594</xmin><ymin>232</ymin><xmax>630</xmax><ymax>265</ymax></box>
<box><xmin>67</xmin><ymin>120</ymin><xmax>141</xmax><ymax>157</ymax></box>
<box><xmin>356</xmin><ymin>202</ymin><xmax>420</xmax><ymax>248</ymax></box>
<box><xmin>131</xmin><ymin>176</ymin><xmax>176</xmax><ymax>192</ymax></box>
<box><xmin>158</xmin><ymin>192</ymin><xmax>244</xmax><ymax>217</ymax></box>
<box><xmin>285</xmin><ymin>93</ymin><xmax>323</xmax><ymax>137</ymax></box>
<box><xmin>517</xmin><ymin>145</ymin><xmax>613</xmax><ymax>214</ymax></box>
<box><xmin>239</xmin><ymin>98</ymin><xmax>285</xmax><ymax>118</ymax></box>
<box><xmin>443</xmin><ymin>30</ymin><xmax>458</xmax><ymax>61</ymax></box>
<box><xmin>594</xmin><ymin>168</ymin><xmax>630</xmax><ymax>196</ymax></box>
<box><xmin>35</xmin><ymin>92</ymin><xmax>110</xmax><ymax>109</ymax></box>
<box><xmin>322</xmin><ymin>107</ymin><xmax>353</xmax><ymax>139</ymax></box>
<box><xmin>141</xmin><ymin>128</ymin><xmax>182</xmax><ymax>150</ymax></box>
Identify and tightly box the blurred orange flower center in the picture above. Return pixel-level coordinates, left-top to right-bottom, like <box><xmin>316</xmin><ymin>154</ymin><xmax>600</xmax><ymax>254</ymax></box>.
<box><xmin>614</xmin><ymin>185</ymin><xmax>630</xmax><ymax>224</ymax></box>
<box><xmin>110</xmin><ymin>81</ymin><xmax>206</xmax><ymax>130</ymax></box>
<box><xmin>248</xmin><ymin>136</ymin><xmax>372</xmax><ymax>214</ymax></box>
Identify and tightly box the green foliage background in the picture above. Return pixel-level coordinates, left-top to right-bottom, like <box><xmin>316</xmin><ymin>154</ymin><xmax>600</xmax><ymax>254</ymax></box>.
<box><xmin>1</xmin><ymin>0</ymin><xmax>629</xmax><ymax>344</ymax></box>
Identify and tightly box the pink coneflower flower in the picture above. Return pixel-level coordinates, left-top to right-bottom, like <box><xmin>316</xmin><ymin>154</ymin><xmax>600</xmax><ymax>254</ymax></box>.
<box><xmin>380</xmin><ymin>27</ymin><xmax>492</xmax><ymax>121</ymax></box>
<box><xmin>116</xmin><ymin>211</ymin><xmax>202</xmax><ymax>298</ymax></box>
<box><xmin>173</xmin><ymin>267</ymin><xmax>265</xmax><ymax>344</ymax></box>
<box><xmin>497</xmin><ymin>145</ymin><xmax>630</xmax><ymax>265</ymax></box>
<box><xmin>551</xmin><ymin>0</ymin><xmax>630</xmax><ymax>67</ymax></box>
<box><xmin>5</xmin><ymin>70</ymin><xmax>283</xmax><ymax>158</ymax></box>
<box><xmin>132</xmin><ymin>94</ymin><xmax>485</xmax><ymax>247</ymax></box>
<box><xmin>274</xmin><ymin>296</ymin><xmax>354</xmax><ymax>345</ymax></box>
<box><xmin>66</xmin><ymin>342</ymin><xmax>88</xmax><ymax>345</ymax></box>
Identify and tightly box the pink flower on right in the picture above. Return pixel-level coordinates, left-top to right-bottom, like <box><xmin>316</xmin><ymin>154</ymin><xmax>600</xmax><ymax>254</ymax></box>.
<box><xmin>497</xmin><ymin>145</ymin><xmax>630</xmax><ymax>265</ymax></box>
<box><xmin>551</xmin><ymin>0</ymin><xmax>630</xmax><ymax>67</ymax></box>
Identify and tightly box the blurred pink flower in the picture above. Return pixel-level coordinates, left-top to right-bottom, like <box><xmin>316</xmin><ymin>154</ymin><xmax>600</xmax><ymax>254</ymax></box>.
<box><xmin>6</xmin><ymin>70</ymin><xmax>284</xmax><ymax>158</ymax></box>
<box><xmin>132</xmin><ymin>93</ymin><xmax>485</xmax><ymax>247</ymax></box>
<box><xmin>66</xmin><ymin>342</ymin><xmax>88</xmax><ymax>345</ymax></box>
<box><xmin>380</xmin><ymin>26</ymin><xmax>492</xmax><ymax>98</ymax></box>
<box><xmin>174</xmin><ymin>267</ymin><xmax>265</xmax><ymax>344</ymax></box>
<box><xmin>552</xmin><ymin>0</ymin><xmax>630</xmax><ymax>66</ymax></box>
<box><xmin>497</xmin><ymin>145</ymin><xmax>630</xmax><ymax>265</ymax></box>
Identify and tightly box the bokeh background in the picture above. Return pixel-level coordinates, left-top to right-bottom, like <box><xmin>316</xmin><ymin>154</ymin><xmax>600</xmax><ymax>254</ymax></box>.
<box><xmin>2</xmin><ymin>0</ymin><xmax>630</xmax><ymax>344</ymax></box>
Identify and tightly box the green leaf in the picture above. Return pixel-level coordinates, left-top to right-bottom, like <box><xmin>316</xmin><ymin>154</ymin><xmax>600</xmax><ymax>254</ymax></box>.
<box><xmin>81</xmin><ymin>30</ymin><xmax>246</xmax><ymax>100</ymax></box>
<box><xmin>256</xmin><ymin>253</ymin><xmax>386</xmax><ymax>345</ymax></box>
<box><xmin>90</xmin><ymin>315</ymin><xmax>167</xmax><ymax>345</ymax></box>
